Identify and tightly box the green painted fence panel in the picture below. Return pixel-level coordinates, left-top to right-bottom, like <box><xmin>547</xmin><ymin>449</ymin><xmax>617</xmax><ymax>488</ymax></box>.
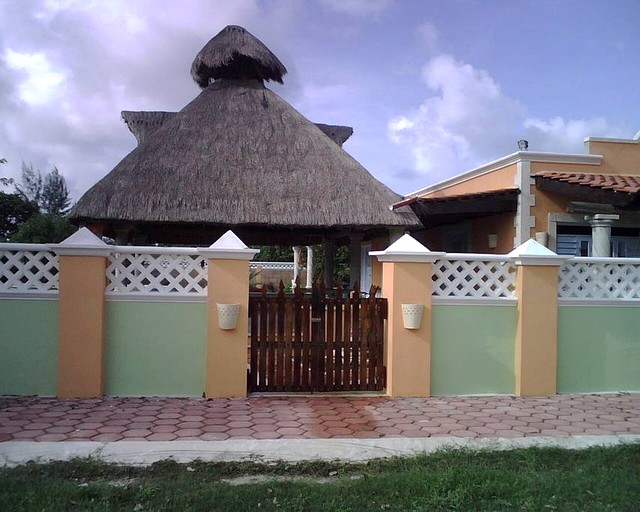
<box><xmin>104</xmin><ymin>301</ymin><xmax>207</xmax><ymax>396</ymax></box>
<box><xmin>558</xmin><ymin>305</ymin><xmax>640</xmax><ymax>393</ymax></box>
<box><xmin>0</xmin><ymin>299</ymin><xmax>58</xmax><ymax>395</ymax></box>
<box><xmin>431</xmin><ymin>304</ymin><xmax>516</xmax><ymax>395</ymax></box>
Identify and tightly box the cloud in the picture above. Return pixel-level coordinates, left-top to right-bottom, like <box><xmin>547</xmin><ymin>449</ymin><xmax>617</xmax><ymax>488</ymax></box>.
<box><xmin>522</xmin><ymin>116</ymin><xmax>626</xmax><ymax>152</ymax></box>
<box><xmin>416</xmin><ymin>22</ymin><xmax>439</xmax><ymax>52</ymax></box>
<box><xmin>388</xmin><ymin>54</ymin><xmax>627</xmax><ymax>182</ymax></box>
<box><xmin>318</xmin><ymin>0</ymin><xmax>393</xmax><ymax>17</ymax></box>
<box><xmin>0</xmin><ymin>0</ymin><xmax>296</xmax><ymax>198</ymax></box>
<box><xmin>4</xmin><ymin>49</ymin><xmax>67</xmax><ymax>105</ymax></box>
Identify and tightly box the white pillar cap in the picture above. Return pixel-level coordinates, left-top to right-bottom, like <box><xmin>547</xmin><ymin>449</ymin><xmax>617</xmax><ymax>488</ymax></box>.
<box><xmin>370</xmin><ymin>234</ymin><xmax>444</xmax><ymax>263</ymax></box>
<box><xmin>198</xmin><ymin>230</ymin><xmax>260</xmax><ymax>260</ymax></box>
<box><xmin>51</xmin><ymin>227</ymin><xmax>112</xmax><ymax>256</ymax></box>
<box><xmin>508</xmin><ymin>238</ymin><xmax>569</xmax><ymax>266</ymax></box>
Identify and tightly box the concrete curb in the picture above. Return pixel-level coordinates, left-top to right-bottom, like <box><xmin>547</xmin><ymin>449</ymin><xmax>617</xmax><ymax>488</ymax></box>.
<box><xmin>2</xmin><ymin>435</ymin><xmax>639</xmax><ymax>467</ymax></box>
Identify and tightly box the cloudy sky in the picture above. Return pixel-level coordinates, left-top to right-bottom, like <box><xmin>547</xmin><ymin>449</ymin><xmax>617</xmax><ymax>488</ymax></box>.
<box><xmin>1</xmin><ymin>0</ymin><xmax>638</xmax><ymax>202</ymax></box>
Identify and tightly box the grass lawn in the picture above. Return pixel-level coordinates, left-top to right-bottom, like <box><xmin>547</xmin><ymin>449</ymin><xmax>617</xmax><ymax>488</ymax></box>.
<box><xmin>1</xmin><ymin>444</ymin><xmax>639</xmax><ymax>511</ymax></box>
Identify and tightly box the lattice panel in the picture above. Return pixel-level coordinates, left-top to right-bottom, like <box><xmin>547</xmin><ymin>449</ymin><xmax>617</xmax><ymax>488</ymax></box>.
<box><xmin>250</xmin><ymin>262</ymin><xmax>296</xmax><ymax>271</ymax></box>
<box><xmin>432</xmin><ymin>258</ymin><xmax>516</xmax><ymax>298</ymax></box>
<box><xmin>559</xmin><ymin>262</ymin><xmax>640</xmax><ymax>299</ymax></box>
<box><xmin>0</xmin><ymin>249</ymin><xmax>59</xmax><ymax>293</ymax></box>
<box><xmin>106</xmin><ymin>252</ymin><xmax>208</xmax><ymax>295</ymax></box>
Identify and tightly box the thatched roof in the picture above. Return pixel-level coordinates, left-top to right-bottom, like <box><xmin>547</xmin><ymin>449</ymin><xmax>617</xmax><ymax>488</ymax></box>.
<box><xmin>122</xmin><ymin>111</ymin><xmax>354</xmax><ymax>148</ymax></box>
<box><xmin>191</xmin><ymin>25</ymin><xmax>287</xmax><ymax>87</ymax></box>
<box><xmin>71</xmin><ymin>25</ymin><xmax>420</xmax><ymax>242</ymax></box>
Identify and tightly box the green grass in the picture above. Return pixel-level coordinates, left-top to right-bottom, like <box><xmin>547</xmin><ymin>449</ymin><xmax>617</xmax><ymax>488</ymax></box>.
<box><xmin>1</xmin><ymin>445</ymin><xmax>639</xmax><ymax>511</ymax></box>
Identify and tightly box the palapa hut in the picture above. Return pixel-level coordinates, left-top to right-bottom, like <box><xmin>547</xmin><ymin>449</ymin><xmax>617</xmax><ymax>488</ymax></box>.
<box><xmin>71</xmin><ymin>25</ymin><xmax>420</xmax><ymax>283</ymax></box>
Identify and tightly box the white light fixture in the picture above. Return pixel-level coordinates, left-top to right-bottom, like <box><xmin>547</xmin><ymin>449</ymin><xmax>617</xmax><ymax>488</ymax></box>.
<box><xmin>488</xmin><ymin>234</ymin><xmax>498</xmax><ymax>249</ymax></box>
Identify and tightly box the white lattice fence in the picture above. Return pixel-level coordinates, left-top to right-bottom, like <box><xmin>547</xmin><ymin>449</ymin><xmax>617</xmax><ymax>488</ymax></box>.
<box><xmin>0</xmin><ymin>245</ymin><xmax>59</xmax><ymax>294</ymax></box>
<box><xmin>559</xmin><ymin>258</ymin><xmax>640</xmax><ymax>300</ymax></box>
<box><xmin>250</xmin><ymin>262</ymin><xmax>295</xmax><ymax>271</ymax></box>
<box><xmin>432</xmin><ymin>255</ymin><xmax>516</xmax><ymax>298</ymax></box>
<box><xmin>106</xmin><ymin>249</ymin><xmax>208</xmax><ymax>296</ymax></box>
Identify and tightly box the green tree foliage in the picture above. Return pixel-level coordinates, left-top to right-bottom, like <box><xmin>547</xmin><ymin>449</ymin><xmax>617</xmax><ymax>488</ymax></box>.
<box><xmin>16</xmin><ymin>163</ymin><xmax>71</xmax><ymax>214</ymax></box>
<box><xmin>254</xmin><ymin>245</ymin><xmax>294</xmax><ymax>261</ymax></box>
<box><xmin>0</xmin><ymin>158</ymin><xmax>12</xmax><ymax>188</ymax></box>
<box><xmin>0</xmin><ymin>192</ymin><xmax>39</xmax><ymax>241</ymax></box>
<box><xmin>10</xmin><ymin>213</ymin><xmax>77</xmax><ymax>243</ymax></box>
<box><xmin>41</xmin><ymin>167</ymin><xmax>71</xmax><ymax>214</ymax></box>
<box><xmin>15</xmin><ymin>162</ymin><xmax>42</xmax><ymax>206</ymax></box>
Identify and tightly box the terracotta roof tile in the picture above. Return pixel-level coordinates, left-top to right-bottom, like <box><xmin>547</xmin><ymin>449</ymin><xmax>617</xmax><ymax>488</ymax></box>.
<box><xmin>535</xmin><ymin>172</ymin><xmax>640</xmax><ymax>194</ymax></box>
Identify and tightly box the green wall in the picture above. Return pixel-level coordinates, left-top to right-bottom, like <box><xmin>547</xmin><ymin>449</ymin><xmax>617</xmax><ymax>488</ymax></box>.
<box><xmin>431</xmin><ymin>304</ymin><xmax>516</xmax><ymax>395</ymax></box>
<box><xmin>558</xmin><ymin>305</ymin><xmax>640</xmax><ymax>392</ymax></box>
<box><xmin>104</xmin><ymin>301</ymin><xmax>207</xmax><ymax>396</ymax></box>
<box><xmin>0</xmin><ymin>299</ymin><xmax>58</xmax><ymax>395</ymax></box>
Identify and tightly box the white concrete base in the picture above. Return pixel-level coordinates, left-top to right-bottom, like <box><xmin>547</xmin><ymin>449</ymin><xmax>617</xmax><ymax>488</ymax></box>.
<box><xmin>1</xmin><ymin>435</ymin><xmax>639</xmax><ymax>467</ymax></box>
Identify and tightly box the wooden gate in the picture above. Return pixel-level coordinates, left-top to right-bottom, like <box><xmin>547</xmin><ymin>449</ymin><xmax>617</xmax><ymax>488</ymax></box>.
<box><xmin>248</xmin><ymin>282</ymin><xmax>387</xmax><ymax>393</ymax></box>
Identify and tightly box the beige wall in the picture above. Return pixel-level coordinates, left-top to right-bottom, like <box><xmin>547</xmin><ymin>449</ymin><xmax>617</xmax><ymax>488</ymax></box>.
<box><xmin>529</xmin><ymin>187</ymin><xmax>572</xmax><ymax>239</ymax></box>
<box><xmin>415</xmin><ymin>213</ymin><xmax>514</xmax><ymax>253</ymax></box>
<box><xmin>470</xmin><ymin>213</ymin><xmax>515</xmax><ymax>253</ymax></box>
<box><xmin>421</xmin><ymin>164</ymin><xmax>518</xmax><ymax>199</ymax></box>
<box><xmin>586</xmin><ymin>139</ymin><xmax>640</xmax><ymax>173</ymax></box>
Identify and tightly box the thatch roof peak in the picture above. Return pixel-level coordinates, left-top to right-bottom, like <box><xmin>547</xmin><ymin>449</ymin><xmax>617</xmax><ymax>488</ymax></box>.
<box><xmin>191</xmin><ymin>25</ymin><xmax>287</xmax><ymax>88</ymax></box>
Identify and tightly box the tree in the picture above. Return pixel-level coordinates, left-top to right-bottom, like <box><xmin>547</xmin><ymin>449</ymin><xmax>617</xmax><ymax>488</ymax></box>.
<box><xmin>0</xmin><ymin>192</ymin><xmax>39</xmax><ymax>241</ymax></box>
<box><xmin>15</xmin><ymin>162</ymin><xmax>42</xmax><ymax>207</ymax></box>
<box><xmin>10</xmin><ymin>213</ymin><xmax>77</xmax><ymax>243</ymax></box>
<box><xmin>254</xmin><ymin>245</ymin><xmax>294</xmax><ymax>261</ymax></box>
<box><xmin>15</xmin><ymin>163</ymin><xmax>71</xmax><ymax>214</ymax></box>
<box><xmin>0</xmin><ymin>158</ymin><xmax>11</xmax><ymax>188</ymax></box>
<box><xmin>41</xmin><ymin>167</ymin><xmax>71</xmax><ymax>214</ymax></box>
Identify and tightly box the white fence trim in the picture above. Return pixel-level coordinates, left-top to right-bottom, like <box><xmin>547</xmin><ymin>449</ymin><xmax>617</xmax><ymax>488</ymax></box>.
<box><xmin>432</xmin><ymin>256</ymin><xmax>515</xmax><ymax>299</ymax></box>
<box><xmin>0</xmin><ymin>247</ymin><xmax>59</xmax><ymax>295</ymax></box>
<box><xmin>106</xmin><ymin>251</ymin><xmax>208</xmax><ymax>296</ymax></box>
<box><xmin>558</xmin><ymin>260</ymin><xmax>640</xmax><ymax>300</ymax></box>
<box><xmin>432</xmin><ymin>296</ymin><xmax>517</xmax><ymax>306</ymax></box>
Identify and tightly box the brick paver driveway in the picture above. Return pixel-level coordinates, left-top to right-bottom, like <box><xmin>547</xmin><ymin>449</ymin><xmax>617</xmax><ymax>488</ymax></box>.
<box><xmin>1</xmin><ymin>393</ymin><xmax>639</xmax><ymax>443</ymax></box>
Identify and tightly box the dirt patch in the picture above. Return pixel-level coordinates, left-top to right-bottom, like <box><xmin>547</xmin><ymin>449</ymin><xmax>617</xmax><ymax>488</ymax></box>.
<box><xmin>221</xmin><ymin>474</ymin><xmax>363</xmax><ymax>486</ymax></box>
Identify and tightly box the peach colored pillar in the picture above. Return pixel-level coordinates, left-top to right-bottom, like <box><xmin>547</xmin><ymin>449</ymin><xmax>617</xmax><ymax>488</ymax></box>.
<box><xmin>53</xmin><ymin>228</ymin><xmax>111</xmax><ymax>398</ymax></box>
<box><xmin>199</xmin><ymin>231</ymin><xmax>259</xmax><ymax>398</ymax></box>
<box><xmin>371</xmin><ymin>234</ymin><xmax>443</xmax><ymax>397</ymax></box>
<box><xmin>509</xmin><ymin>240</ymin><xmax>567</xmax><ymax>396</ymax></box>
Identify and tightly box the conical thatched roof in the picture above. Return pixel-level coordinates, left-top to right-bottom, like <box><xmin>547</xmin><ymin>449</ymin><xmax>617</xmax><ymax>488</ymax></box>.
<box><xmin>71</xmin><ymin>25</ymin><xmax>420</xmax><ymax>244</ymax></box>
<box><xmin>121</xmin><ymin>111</ymin><xmax>354</xmax><ymax>148</ymax></box>
<box><xmin>191</xmin><ymin>25</ymin><xmax>287</xmax><ymax>87</ymax></box>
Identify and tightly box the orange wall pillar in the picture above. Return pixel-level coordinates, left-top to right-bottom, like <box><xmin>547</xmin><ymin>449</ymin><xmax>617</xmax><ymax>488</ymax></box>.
<box><xmin>54</xmin><ymin>228</ymin><xmax>111</xmax><ymax>398</ymax></box>
<box><xmin>372</xmin><ymin>235</ymin><xmax>443</xmax><ymax>397</ymax></box>
<box><xmin>509</xmin><ymin>240</ymin><xmax>567</xmax><ymax>396</ymax></box>
<box><xmin>200</xmin><ymin>231</ymin><xmax>259</xmax><ymax>398</ymax></box>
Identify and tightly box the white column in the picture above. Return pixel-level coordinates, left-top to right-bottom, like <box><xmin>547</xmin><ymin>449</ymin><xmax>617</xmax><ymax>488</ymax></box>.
<box><xmin>293</xmin><ymin>246</ymin><xmax>302</xmax><ymax>286</ymax></box>
<box><xmin>586</xmin><ymin>214</ymin><xmax>619</xmax><ymax>257</ymax></box>
<box><xmin>305</xmin><ymin>246</ymin><xmax>313</xmax><ymax>288</ymax></box>
<box><xmin>349</xmin><ymin>234</ymin><xmax>363</xmax><ymax>289</ymax></box>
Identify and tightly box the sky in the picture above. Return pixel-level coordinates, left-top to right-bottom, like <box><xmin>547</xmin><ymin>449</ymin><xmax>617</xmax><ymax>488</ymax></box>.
<box><xmin>1</xmin><ymin>0</ymin><xmax>639</xmax><ymax>202</ymax></box>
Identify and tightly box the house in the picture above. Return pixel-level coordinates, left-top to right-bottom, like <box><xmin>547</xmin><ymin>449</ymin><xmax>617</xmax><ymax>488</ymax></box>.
<box><xmin>394</xmin><ymin>135</ymin><xmax>640</xmax><ymax>257</ymax></box>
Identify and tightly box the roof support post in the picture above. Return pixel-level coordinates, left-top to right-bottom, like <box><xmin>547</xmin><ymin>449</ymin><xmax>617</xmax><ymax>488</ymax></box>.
<box><xmin>305</xmin><ymin>246</ymin><xmax>314</xmax><ymax>288</ymax></box>
<box><xmin>199</xmin><ymin>231</ymin><xmax>259</xmax><ymax>398</ymax></box>
<box><xmin>293</xmin><ymin>246</ymin><xmax>302</xmax><ymax>286</ymax></box>
<box><xmin>349</xmin><ymin>234</ymin><xmax>363</xmax><ymax>289</ymax></box>
<box><xmin>323</xmin><ymin>239</ymin><xmax>336</xmax><ymax>287</ymax></box>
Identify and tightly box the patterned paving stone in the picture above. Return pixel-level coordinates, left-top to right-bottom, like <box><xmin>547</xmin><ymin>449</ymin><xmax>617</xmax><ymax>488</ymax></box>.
<box><xmin>1</xmin><ymin>393</ymin><xmax>640</xmax><ymax>442</ymax></box>
<box><xmin>91</xmin><ymin>433</ymin><xmax>124</xmax><ymax>442</ymax></box>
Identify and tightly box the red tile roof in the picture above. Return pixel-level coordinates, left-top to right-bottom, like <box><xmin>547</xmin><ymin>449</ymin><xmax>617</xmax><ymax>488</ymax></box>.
<box><xmin>535</xmin><ymin>172</ymin><xmax>640</xmax><ymax>194</ymax></box>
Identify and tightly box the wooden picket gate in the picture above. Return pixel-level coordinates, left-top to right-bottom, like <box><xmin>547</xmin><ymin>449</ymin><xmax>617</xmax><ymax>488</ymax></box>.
<box><xmin>248</xmin><ymin>282</ymin><xmax>387</xmax><ymax>393</ymax></box>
